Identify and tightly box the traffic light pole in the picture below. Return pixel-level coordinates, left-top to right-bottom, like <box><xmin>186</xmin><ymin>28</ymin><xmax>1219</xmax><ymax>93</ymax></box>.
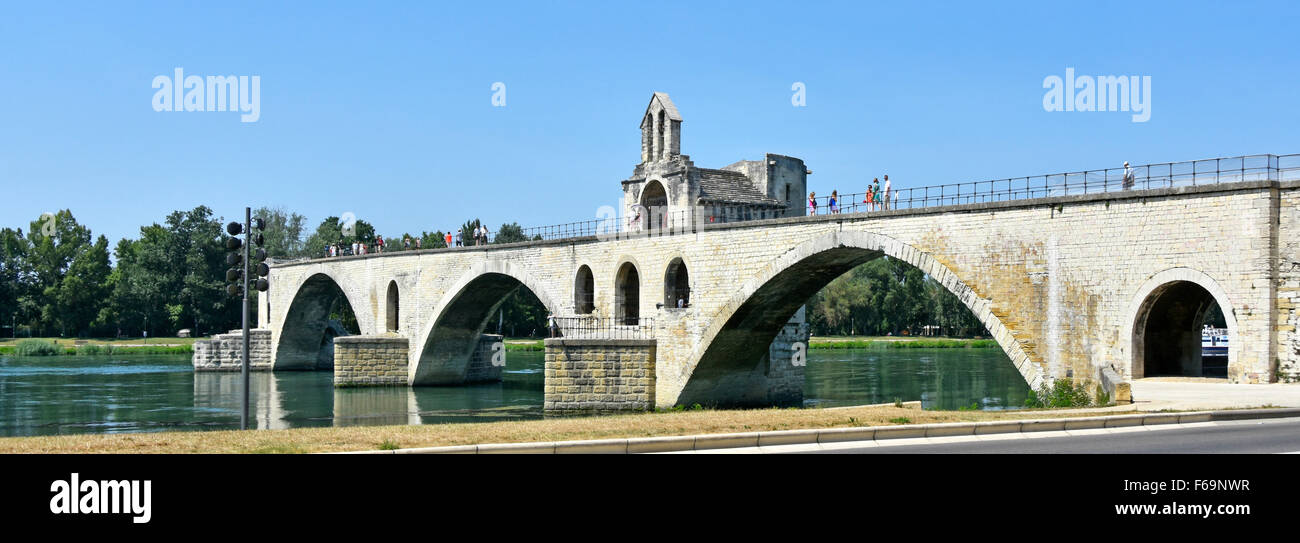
<box><xmin>241</xmin><ymin>206</ymin><xmax>251</xmax><ymax>431</ymax></box>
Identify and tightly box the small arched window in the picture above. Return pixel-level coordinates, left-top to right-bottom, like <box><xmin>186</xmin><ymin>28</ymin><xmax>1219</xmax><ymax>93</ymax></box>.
<box><xmin>664</xmin><ymin>258</ymin><xmax>690</xmax><ymax>309</ymax></box>
<box><xmin>657</xmin><ymin>110</ymin><xmax>666</xmax><ymax>159</ymax></box>
<box><xmin>386</xmin><ymin>281</ymin><xmax>400</xmax><ymax>332</ymax></box>
<box><xmin>575</xmin><ymin>265</ymin><xmax>595</xmax><ymax>314</ymax></box>
<box><xmin>615</xmin><ymin>262</ymin><xmax>640</xmax><ymax>325</ymax></box>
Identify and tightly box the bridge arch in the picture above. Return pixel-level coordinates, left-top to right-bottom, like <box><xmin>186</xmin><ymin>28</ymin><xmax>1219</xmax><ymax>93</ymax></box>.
<box><xmin>675</xmin><ymin>230</ymin><xmax>1041</xmax><ymax>406</ymax></box>
<box><xmin>410</xmin><ymin>259</ymin><xmax>563</xmax><ymax>385</ymax></box>
<box><xmin>274</xmin><ymin>270</ymin><xmax>372</xmax><ymax>370</ymax></box>
<box><xmin>1124</xmin><ymin>268</ymin><xmax>1238</xmax><ymax>379</ymax></box>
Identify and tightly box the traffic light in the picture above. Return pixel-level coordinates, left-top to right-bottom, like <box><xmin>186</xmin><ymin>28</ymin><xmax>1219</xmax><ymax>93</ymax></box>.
<box><xmin>252</xmin><ymin>216</ymin><xmax>270</xmax><ymax>292</ymax></box>
<box><xmin>226</xmin><ymin>221</ymin><xmax>245</xmax><ymax>298</ymax></box>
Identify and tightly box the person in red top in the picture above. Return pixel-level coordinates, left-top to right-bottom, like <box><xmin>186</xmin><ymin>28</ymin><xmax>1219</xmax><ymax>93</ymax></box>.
<box><xmin>444</xmin><ymin>231</ymin><xmax>452</xmax><ymax>247</ymax></box>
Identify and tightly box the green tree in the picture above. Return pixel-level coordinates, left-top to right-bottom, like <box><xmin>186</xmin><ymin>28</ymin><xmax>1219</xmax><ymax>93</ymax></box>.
<box><xmin>421</xmin><ymin>231</ymin><xmax>448</xmax><ymax>249</ymax></box>
<box><xmin>50</xmin><ymin>235</ymin><xmax>111</xmax><ymax>336</ymax></box>
<box><xmin>496</xmin><ymin>288</ymin><xmax>549</xmax><ymax>337</ymax></box>
<box><xmin>103</xmin><ymin>233</ymin><xmax>167</xmax><ymax>337</ymax></box>
<box><xmin>23</xmin><ymin>211</ymin><xmax>93</xmax><ymax>336</ymax></box>
<box><xmin>0</xmin><ymin>228</ymin><xmax>32</xmax><ymax>336</ymax></box>
<box><xmin>252</xmin><ymin>206</ymin><xmax>307</xmax><ymax>258</ymax></box>
<box><xmin>304</xmin><ymin>216</ymin><xmax>376</xmax><ymax>257</ymax></box>
<box><xmin>165</xmin><ymin>206</ymin><xmax>235</xmax><ymax>336</ymax></box>
<box><xmin>805</xmin><ymin>257</ymin><xmax>987</xmax><ymax>338</ymax></box>
<box><xmin>812</xmin><ymin>274</ymin><xmax>869</xmax><ymax>335</ymax></box>
<box><xmin>494</xmin><ymin>222</ymin><xmax>528</xmax><ymax>244</ymax></box>
<box><xmin>460</xmin><ymin>219</ymin><xmax>482</xmax><ymax>246</ymax></box>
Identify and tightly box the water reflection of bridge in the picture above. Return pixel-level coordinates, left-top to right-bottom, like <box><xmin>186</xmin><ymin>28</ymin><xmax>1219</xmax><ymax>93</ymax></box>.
<box><xmin>192</xmin><ymin>371</ymin><xmax>541</xmax><ymax>429</ymax></box>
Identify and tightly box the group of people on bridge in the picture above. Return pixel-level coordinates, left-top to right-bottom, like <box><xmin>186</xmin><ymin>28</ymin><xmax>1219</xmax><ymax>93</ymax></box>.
<box><xmin>443</xmin><ymin>224</ymin><xmax>491</xmax><ymax>247</ymax></box>
<box><xmin>322</xmin><ymin>226</ymin><xmax>493</xmax><ymax>259</ymax></box>
<box><xmin>809</xmin><ymin>174</ymin><xmax>895</xmax><ymax>215</ymax></box>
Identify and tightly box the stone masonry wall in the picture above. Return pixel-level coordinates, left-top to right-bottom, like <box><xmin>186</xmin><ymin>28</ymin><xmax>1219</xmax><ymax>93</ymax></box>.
<box><xmin>767</xmin><ymin>322</ymin><xmax>810</xmax><ymax>405</ymax></box>
<box><xmin>1277</xmin><ymin>183</ymin><xmax>1300</xmax><ymax>381</ymax></box>
<box><xmin>544</xmin><ymin>339</ymin><xmax>655</xmax><ymax>411</ymax></box>
<box><xmin>193</xmin><ymin>329</ymin><xmax>272</xmax><ymax>371</ymax></box>
<box><xmin>334</xmin><ymin>335</ymin><xmax>409</xmax><ymax>387</ymax></box>
<box><xmin>465</xmin><ymin>334</ymin><xmax>505</xmax><ymax>383</ymax></box>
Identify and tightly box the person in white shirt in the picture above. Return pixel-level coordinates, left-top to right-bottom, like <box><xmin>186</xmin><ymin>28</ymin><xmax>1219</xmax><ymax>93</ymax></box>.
<box><xmin>1122</xmin><ymin>161</ymin><xmax>1135</xmax><ymax>190</ymax></box>
<box><xmin>882</xmin><ymin>175</ymin><xmax>892</xmax><ymax>210</ymax></box>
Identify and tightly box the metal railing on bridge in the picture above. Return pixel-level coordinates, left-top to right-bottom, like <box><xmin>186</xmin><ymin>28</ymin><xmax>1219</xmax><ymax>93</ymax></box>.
<box><xmin>551</xmin><ymin>316</ymin><xmax>655</xmax><ymax>340</ymax></box>
<box><xmin>303</xmin><ymin>152</ymin><xmax>1300</xmax><ymax>255</ymax></box>
<box><xmin>513</xmin><ymin>153</ymin><xmax>1300</xmax><ymax>240</ymax></box>
<box><xmin>812</xmin><ymin>153</ymin><xmax>1300</xmax><ymax>214</ymax></box>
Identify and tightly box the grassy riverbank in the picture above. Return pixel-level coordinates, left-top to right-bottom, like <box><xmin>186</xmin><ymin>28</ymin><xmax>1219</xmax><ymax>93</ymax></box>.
<box><xmin>505</xmin><ymin>339</ymin><xmax>544</xmax><ymax>351</ymax></box>
<box><xmin>0</xmin><ymin>337</ymin><xmax>198</xmax><ymax>356</ymax></box>
<box><xmin>0</xmin><ymin>404</ymin><xmax>1136</xmax><ymax>454</ymax></box>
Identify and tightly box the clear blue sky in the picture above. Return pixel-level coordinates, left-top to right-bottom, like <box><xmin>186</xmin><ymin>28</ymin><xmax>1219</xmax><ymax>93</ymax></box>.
<box><xmin>2</xmin><ymin>1</ymin><xmax>1297</xmax><ymax>245</ymax></box>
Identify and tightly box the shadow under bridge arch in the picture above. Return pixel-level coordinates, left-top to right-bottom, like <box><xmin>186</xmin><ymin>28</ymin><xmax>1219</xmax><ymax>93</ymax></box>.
<box><xmin>274</xmin><ymin>272</ymin><xmax>367</xmax><ymax>371</ymax></box>
<box><xmin>676</xmin><ymin>231</ymin><xmax>1040</xmax><ymax>407</ymax></box>
<box><xmin>411</xmin><ymin>261</ymin><xmax>562</xmax><ymax>385</ymax></box>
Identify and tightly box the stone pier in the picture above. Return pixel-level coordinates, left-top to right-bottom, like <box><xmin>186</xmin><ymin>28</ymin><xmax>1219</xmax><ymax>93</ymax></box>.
<box><xmin>465</xmin><ymin>334</ymin><xmax>506</xmax><ymax>383</ymax></box>
<box><xmin>544</xmin><ymin>339</ymin><xmax>656</xmax><ymax>412</ymax></box>
<box><xmin>334</xmin><ymin>335</ymin><xmax>409</xmax><ymax>387</ymax></box>
<box><xmin>192</xmin><ymin>329</ymin><xmax>273</xmax><ymax>371</ymax></box>
<box><xmin>333</xmin><ymin>333</ymin><xmax>503</xmax><ymax>386</ymax></box>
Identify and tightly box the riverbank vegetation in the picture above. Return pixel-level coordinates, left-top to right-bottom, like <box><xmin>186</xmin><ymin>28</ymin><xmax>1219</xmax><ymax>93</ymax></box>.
<box><xmin>806</xmin><ymin>258</ymin><xmax>987</xmax><ymax>337</ymax></box>
<box><xmin>505</xmin><ymin>340</ymin><xmax>544</xmax><ymax>351</ymax></box>
<box><xmin>1024</xmin><ymin>378</ymin><xmax>1106</xmax><ymax>408</ymax></box>
<box><xmin>0</xmin><ymin>403</ymin><xmax>1137</xmax><ymax>454</ymax></box>
<box><xmin>0</xmin><ymin>337</ymin><xmax>195</xmax><ymax>356</ymax></box>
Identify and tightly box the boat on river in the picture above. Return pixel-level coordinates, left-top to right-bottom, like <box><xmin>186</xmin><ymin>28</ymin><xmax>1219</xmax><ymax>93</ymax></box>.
<box><xmin>1201</xmin><ymin>326</ymin><xmax>1228</xmax><ymax>358</ymax></box>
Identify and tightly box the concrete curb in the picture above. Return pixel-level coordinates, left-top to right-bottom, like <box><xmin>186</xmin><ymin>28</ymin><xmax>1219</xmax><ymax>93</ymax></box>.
<box><xmin>332</xmin><ymin>407</ymin><xmax>1300</xmax><ymax>454</ymax></box>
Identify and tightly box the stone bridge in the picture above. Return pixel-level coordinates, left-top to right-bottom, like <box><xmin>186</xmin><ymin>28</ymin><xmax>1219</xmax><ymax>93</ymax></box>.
<box><xmin>248</xmin><ymin>177</ymin><xmax>1300</xmax><ymax>409</ymax></box>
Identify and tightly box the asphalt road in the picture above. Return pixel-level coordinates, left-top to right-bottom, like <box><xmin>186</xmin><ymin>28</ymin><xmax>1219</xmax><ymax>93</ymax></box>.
<box><xmin>795</xmin><ymin>417</ymin><xmax>1300</xmax><ymax>454</ymax></box>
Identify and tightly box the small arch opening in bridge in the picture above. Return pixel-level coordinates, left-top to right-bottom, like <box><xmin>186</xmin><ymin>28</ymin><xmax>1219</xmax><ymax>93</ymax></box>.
<box><xmin>615</xmin><ymin>262</ymin><xmax>641</xmax><ymax>324</ymax></box>
<box><xmin>275</xmin><ymin>273</ymin><xmax>361</xmax><ymax>371</ymax></box>
<box><xmin>1133</xmin><ymin>281</ymin><xmax>1229</xmax><ymax>378</ymax></box>
<box><xmin>664</xmin><ymin>258</ymin><xmax>690</xmax><ymax>308</ymax></box>
<box><xmin>386</xmin><ymin>281</ymin><xmax>400</xmax><ymax>332</ymax></box>
<box><xmin>574</xmin><ymin>265</ymin><xmax>595</xmax><ymax>314</ymax></box>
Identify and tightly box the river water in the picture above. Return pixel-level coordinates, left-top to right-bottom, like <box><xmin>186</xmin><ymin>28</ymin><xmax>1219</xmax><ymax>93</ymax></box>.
<box><xmin>0</xmin><ymin>347</ymin><xmax>1028</xmax><ymax>437</ymax></box>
